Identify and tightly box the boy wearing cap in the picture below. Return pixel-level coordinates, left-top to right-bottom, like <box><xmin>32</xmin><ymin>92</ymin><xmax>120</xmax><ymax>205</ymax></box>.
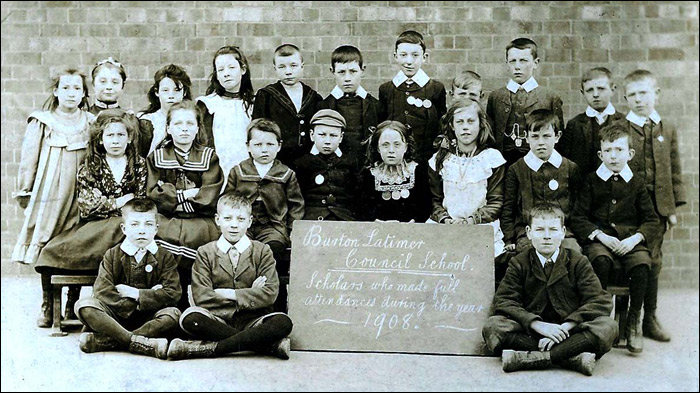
<box><xmin>378</xmin><ymin>30</ymin><xmax>447</xmax><ymax>164</ymax></box>
<box><xmin>293</xmin><ymin>109</ymin><xmax>361</xmax><ymax>221</ymax></box>
<box><xmin>253</xmin><ymin>44</ymin><xmax>323</xmax><ymax>165</ymax></box>
<box><xmin>320</xmin><ymin>45</ymin><xmax>380</xmax><ymax>161</ymax></box>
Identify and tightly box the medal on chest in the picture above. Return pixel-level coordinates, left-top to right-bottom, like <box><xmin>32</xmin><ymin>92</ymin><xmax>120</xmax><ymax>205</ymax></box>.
<box><xmin>406</xmin><ymin>95</ymin><xmax>432</xmax><ymax>109</ymax></box>
<box><xmin>145</xmin><ymin>264</ymin><xmax>153</xmax><ymax>273</ymax></box>
<box><xmin>548</xmin><ymin>179</ymin><xmax>559</xmax><ymax>191</ymax></box>
<box><xmin>315</xmin><ymin>174</ymin><xmax>325</xmax><ymax>185</ymax></box>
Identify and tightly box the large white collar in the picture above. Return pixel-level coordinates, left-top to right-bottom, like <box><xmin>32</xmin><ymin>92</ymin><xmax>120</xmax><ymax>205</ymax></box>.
<box><xmin>392</xmin><ymin>69</ymin><xmax>430</xmax><ymax>88</ymax></box>
<box><xmin>120</xmin><ymin>239</ymin><xmax>158</xmax><ymax>256</ymax></box>
<box><xmin>216</xmin><ymin>235</ymin><xmax>251</xmax><ymax>255</ymax></box>
<box><xmin>330</xmin><ymin>85</ymin><xmax>368</xmax><ymax>99</ymax></box>
<box><xmin>311</xmin><ymin>145</ymin><xmax>342</xmax><ymax>157</ymax></box>
<box><xmin>536</xmin><ymin>248</ymin><xmax>561</xmax><ymax>267</ymax></box>
<box><xmin>596</xmin><ymin>163</ymin><xmax>633</xmax><ymax>183</ymax></box>
<box><xmin>507</xmin><ymin>77</ymin><xmax>538</xmax><ymax>93</ymax></box>
<box><xmin>585</xmin><ymin>102</ymin><xmax>616</xmax><ymax>122</ymax></box>
<box><xmin>626</xmin><ymin>110</ymin><xmax>661</xmax><ymax>128</ymax></box>
<box><xmin>524</xmin><ymin>149</ymin><xmax>563</xmax><ymax>172</ymax></box>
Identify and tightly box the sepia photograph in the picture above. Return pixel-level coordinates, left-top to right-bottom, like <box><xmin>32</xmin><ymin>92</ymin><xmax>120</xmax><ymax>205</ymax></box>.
<box><xmin>1</xmin><ymin>1</ymin><xmax>698</xmax><ymax>391</ymax></box>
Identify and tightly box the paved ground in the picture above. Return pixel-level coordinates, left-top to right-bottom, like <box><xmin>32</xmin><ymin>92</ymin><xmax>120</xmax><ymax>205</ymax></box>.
<box><xmin>1</xmin><ymin>275</ymin><xmax>698</xmax><ymax>392</ymax></box>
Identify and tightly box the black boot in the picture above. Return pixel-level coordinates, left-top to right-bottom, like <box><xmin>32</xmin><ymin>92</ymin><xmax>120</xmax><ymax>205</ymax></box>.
<box><xmin>64</xmin><ymin>285</ymin><xmax>81</xmax><ymax>320</ymax></box>
<box><xmin>37</xmin><ymin>275</ymin><xmax>53</xmax><ymax>328</ymax></box>
<box><xmin>643</xmin><ymin>313</ymin><xmax>671</xmax><ymax>342</ymax></box>
<box><xmin>625</xmin><ymin>312</ymin><xmax>644</xmax><ymax>353</ymax></box>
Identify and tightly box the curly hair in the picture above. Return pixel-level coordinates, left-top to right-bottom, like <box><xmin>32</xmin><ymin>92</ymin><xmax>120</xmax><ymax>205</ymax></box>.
<box><xmin>141</xmin><ymin>64</ymin><xmax>192</xmax><ymax>115</ymax></box>
<box><xmin>84</xmin><ymin>109</ymin><xmax>140</xmax><ymax>168</ymax></box>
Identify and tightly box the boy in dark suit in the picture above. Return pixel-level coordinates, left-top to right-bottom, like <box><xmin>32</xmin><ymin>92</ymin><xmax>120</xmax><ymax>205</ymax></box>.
<box><xmin>320</xmin><ymin>45</ymin><xmax>380</xmax><ymax>162</ymax></box>
<box><xmin>622</xmin><ymin>69</ymin><xmax>686</xmax><ymax>342</ymax></box>
<box><xmin>378</xmin><ymin>30</ymin><xmax>447</xmax><ymax>164</ymax></box>
<box><xmin>168</xmin><ymin>194</ymin><xmax>293</xmax><ymax>360</ymax></box>
<box><xmin>482</xmin><ymin>204</ymin><xmax>617</xmax><ymax>376</ymax></box>
<box><xmin>252</xmin><ymin>44</ymin><xmax>323</xmax><ymax>165</ymax></box>
<box><xmin>560</xmin><ymin>67</ymin><xmax>625</xmax><ymax>175</ymax></box>
<box><xmin>501</xmin><ymin>109</ymin><xmax>582</xmax><ymax>254</ymax></box>
<box><xmin>487</xmin><ymin>38</ymin><xmax>564</xmax><ymax>167</ymax></box>
<box><xmin>74</xmin><ymin>198</ymin><xmax>182</xmax><ymax>359</ymax></box>
<box><xmin>570</xmin><ymin>125</ymin><xmax>660</xmax><ymax>353</ymax></box>
<box><xmin>293</xmin><ymin>109</ymin><xmax>361</xmax><ymax>221</ymax></box>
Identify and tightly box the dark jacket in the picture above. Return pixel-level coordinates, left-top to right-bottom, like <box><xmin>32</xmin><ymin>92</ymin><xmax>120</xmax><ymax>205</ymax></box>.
<box><xmin>360</xmin><ymin>161</ymin><xmax>431</xmax><ymax>222</ymax></box>
<box><xmin>191</xmin><ymin>240</ymin><xmax>279</xmax><ymax>324</ymax></box>
<box><xmin>494</xmin><ymin>247</ymin><xmax>612</xmax><ymax>336</ymax></box>
<box><xmin>224</xmin><ymin>158</ymin><xmax>305</xmax><ymax>234</ymax></box>
<box><xmin>501</xmin><ymin>156</ymin><xmax>581</xmax><ymax>244</ymax></box>
<box><xmin>378</xmin><ymin>79</ymin><xmax>447</xmax><ymax>163</ymax></box>
<box><xmin>570</xmin><ymin>170</ymin><xmax>660</xmax><ymax>245</ymax></box>
<box><xmin>146</xmin><ymin>144</ymin><xmax>223</xmax><ymax>218</ymax></box>
<box><xmin>293</xmin><ymin>152</ymin><xmax>361</xmax><ymax>221</ymax></box>
<box><xmin>320</xmin><ymin>92</ymin><xmax>380</xmax><ymax>159</ymax></box>
<box><xmin>625</xmin><ymin>119</ymin><xmax>686</xmax><ymax>217</ymax></box>
<box><xmin>560</xmin><ymin>111</ymin><xmax>626</xmax><ymax>175</ymax></box>
<box><xmin>487</xmin><ymin>86</ymin><xmax>564</xmax><ymax>154</ymax></box>
<box><xmin>252</xmin><ymin>81</ymin><xmax>323</xmax><ymax>165</ymax></box>
<box><xmin>93</xmin><ymin>244</ymin><xmax>182</xmax><ymax>320</ymax></box>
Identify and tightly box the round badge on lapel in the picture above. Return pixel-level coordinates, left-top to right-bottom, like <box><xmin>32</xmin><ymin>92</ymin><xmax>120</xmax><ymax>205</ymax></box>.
<box><xmin>423</xmin><ymin>99</ymin><xmax>432</xmax><ymax>109</ymax></box>
<box><xmin>548</xmin><ymin>179</ymin><xmax>559</xmax><ymax>190</ymax></box>
<box><xmin>657</xmin><ymin>135</ymin><xmax>664</xmax><ymax>143</ymax></box>
<box><xmin>414</xmin><ymin>98</ymin><xmax>423</xmax><ymax>107</ymax></box>
<box><xmin>145</xmin><ymin>264</ymin><xmax>153</xmax><ymax>273</ymax></box>
<box><xmin>315</xmin><ymin>174</ymin><xmax>325</xmax><ymax>185</ymax></box>
<box><xmin>406</xmin><ymin>96</ymin><xmax>416</xmax><ymax>105</ymax></box>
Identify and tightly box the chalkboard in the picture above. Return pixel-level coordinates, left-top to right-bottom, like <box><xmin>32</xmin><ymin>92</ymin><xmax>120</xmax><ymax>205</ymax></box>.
<box><xmin>288</xmin><ymin>220</ymin><xmax>494</xmax><ymax>355</ymax></box>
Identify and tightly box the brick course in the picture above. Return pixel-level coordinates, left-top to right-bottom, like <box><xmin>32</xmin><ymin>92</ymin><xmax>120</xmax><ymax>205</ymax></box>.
<box><xmin>1</xmin><ymin>1</ymin><xmax>698</xmax><ymax>287</ymax></box>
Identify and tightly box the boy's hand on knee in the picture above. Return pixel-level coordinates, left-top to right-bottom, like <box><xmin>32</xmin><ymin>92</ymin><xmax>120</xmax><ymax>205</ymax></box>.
<box><xmin>615</xmin><ymin>236</ymin><xmax>639</xmax><ymax>256</ymax></box>
<box><xmin>531</xmin><ymin>320</ymin><xmax>569</xmax><ymax>344</ymax></box>
<box><xmin>538</xmin><ymin>337</ymin><xmax>556</xmax><ymax>351</ymax></box>
<box><xmin>116</xmin><ymin>284</ymin><xmax>139</xmax><ymax>300</ymax></box>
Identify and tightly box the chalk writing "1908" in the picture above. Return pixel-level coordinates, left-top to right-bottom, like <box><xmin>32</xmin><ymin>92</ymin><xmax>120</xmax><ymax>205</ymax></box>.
<box><xmin>364</xmin><ymin>312</ymin><xmax>417</xmax><ymax>339</ymax></box>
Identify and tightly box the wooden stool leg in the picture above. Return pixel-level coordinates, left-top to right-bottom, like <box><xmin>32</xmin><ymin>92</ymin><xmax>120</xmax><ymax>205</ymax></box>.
<box><xmin>50</xmin><ymin>285</ymin><xmax>67</xmax><ymax>337</ymax></box>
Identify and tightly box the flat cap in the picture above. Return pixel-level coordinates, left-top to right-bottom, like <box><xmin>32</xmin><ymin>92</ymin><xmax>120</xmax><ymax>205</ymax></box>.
<box><xmin>310</xmin><ymin>109</ymin><xmax>346</xmax><ymax>129</ymax></box>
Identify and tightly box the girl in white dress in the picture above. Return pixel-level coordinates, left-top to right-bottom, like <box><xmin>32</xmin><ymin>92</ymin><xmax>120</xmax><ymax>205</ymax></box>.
<box><xmin>428</xmin><ymin>98</ymin><xmax>508</xmax><ymax>269</ymax></box>
<box><xmin>196</xmin><ymin>46</ymin><xmax>254</xmax><ymax>182</ymax></box>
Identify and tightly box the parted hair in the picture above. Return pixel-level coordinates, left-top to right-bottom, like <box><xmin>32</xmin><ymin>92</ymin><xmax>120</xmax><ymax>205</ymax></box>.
<box><xmin>331</xmin><ymin>45</ymin><xmax>364</xmax><ymax>70</ymax></box>
<box><xmin>599</xmin><ymin>123</ymin><xmax>630</xmax><ymax>147</ymax></box>
<box><xmin>581</xmin><ymin>67</ymin><xmax>613</xmax><ymax>89</ymax></box>
<box><xmin>526</xmin><ymin>108</ymin><xmax>561</xmax><ymax>133</ymax></box>
<box><xmin>368</xmin><ymin>120</ymin><xmax>416</xmax><ymax>167</ymax></box>
<box><xmin>624</xmin><ymin>69</ymin><xmax>657</xmax><ymax>88</ymax></box>
<box><xmin>434</xmin><ymin>98</ymin><xmax>494</xmax><ymax>173</ymax></box>
<box><xmin>121</xmin><ymin>198</ymin><xmax>158</xmax><ymax>218</ymax></box>
<box><xmin>395</xmin><ymin>30</ymin><xmax>426</xmax><ymax>52</ymax></box>
<box><xmin>85</xmin><ymin>109</ymin><xmax>140</xmax><ymax>167</ymax></box>
<box><xmin>274</xmin><ymin>44</ymin><xmax>303</xmax><ymax>63</ymax></box>
<box><xmin>142</xmin><ymin>64</ymin><xmax>193</xmax><ymax>115</ymax></box>
<box><xmin>157</xmin><ymin>100</ymin><xmax>206</xmax><ymax>150</ymax></box>
<box><xmin>206</xmin><ymin>46</ymin><xmax>254</xmax><ymax>113</ymax></box>
<box><xmin>42</xmin><ymin>68</ymin><xmax>90</xmax><ymax>111</ymax></box>
<box><xmin>452</xmin><ymin>70</ymin><xmax>482</xmax><ymax>91</ymax></box>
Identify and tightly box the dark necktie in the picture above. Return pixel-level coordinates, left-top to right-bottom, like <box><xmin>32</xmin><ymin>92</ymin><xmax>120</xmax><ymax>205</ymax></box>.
<box><xmin>544</xmin><ymin>259</ymin><xmax>554</xmax><ymax>279</ymax></box>
<box><xmin>514</xmin><ymin>87</ymin><xmax>527</xmax><ymax>107</ymax></box>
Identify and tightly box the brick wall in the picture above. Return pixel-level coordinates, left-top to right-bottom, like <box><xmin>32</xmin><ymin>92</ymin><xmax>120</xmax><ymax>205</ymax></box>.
<box><xmin>1</xmin><ymin>1</ymin><xmax>698</xmax><ymax>286</ymax></box>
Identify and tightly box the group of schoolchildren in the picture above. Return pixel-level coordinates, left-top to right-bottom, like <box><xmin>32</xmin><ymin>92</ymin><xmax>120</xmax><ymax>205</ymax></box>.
<box><xmin>12</xmin><ymin>30</ymin><xmax>685</xmax><ymax>373</ymax></box>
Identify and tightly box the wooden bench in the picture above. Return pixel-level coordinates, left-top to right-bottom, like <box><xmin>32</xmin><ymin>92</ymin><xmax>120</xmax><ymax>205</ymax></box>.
<box><xmin>50</xmin><ymin>275</ymin><xmax>96</xmax><ymax>337</ymax></box>
<box><xmin>608</xmin><ymin>285</ymin><xmax>631</xmax><ymax>348</ymax></box>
